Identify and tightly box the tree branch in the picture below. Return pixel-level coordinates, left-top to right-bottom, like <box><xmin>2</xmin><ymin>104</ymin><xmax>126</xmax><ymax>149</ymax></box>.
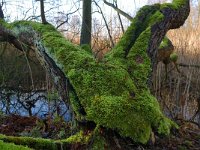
<box><xmin>94</xmin><ymin>0</ymin><xmax>114</xmax><ymax>47</ymax></box>
<box><xmin>56</xmin><ymin>8</ymin><xmax>79</xmax><ymax>29</ymax></box>
<box><xmin>103</xmin><ymin>0</ymin><xmax>133</xmax><ymax>21</ymax></box>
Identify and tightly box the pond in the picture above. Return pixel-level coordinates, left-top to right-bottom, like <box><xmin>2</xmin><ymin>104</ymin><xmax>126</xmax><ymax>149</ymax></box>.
<box><xmin>0</xmin><ymin>90</ymin><xmax>72</xmax><ymax>121</ymax></box>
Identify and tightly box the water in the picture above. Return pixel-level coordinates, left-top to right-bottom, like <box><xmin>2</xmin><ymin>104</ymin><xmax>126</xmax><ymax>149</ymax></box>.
<box><xmin>0</xmin><ymin>91</ymin><xmax>72</xmax><ymax>121</ymax></box>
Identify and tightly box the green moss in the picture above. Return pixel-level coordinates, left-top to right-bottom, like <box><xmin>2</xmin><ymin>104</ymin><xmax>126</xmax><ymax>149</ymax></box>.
<box><xmin>0</xmin><ymin>140</ymin><xmax>31</xmax><ymax>150</ymax></box>
<box><xmin>91</xmin><ymin>134</ymin><xmax>106</xmax><ymax>150</ymax></box>
<box><xmin>170</xmin><ymin>52</ymin><xmax>178</xmax><ymax>62</ymax></box>
<box><xmin>161</xmin><ymin>0</ymin><xmax>189</xmax><ymax>10</ymax></box>
<box><xmin>0</xmin><ymin>134</ymin><xmax>57</xmax><ymax>150</ymax></box>
<box><xmin>0</xmin><ymin>0</ymin><xmax>188</xmax><ymax>144</ymax></box>
<box><xmin>47</xmin><ymin>91</ymin><xmax>59</xmax><ymax>101</ymax></box>
<box><xmin>63</xmin><ymin>130</ymin><xmax>91</xmax><ymax>144</ymax></box>
<box><xmin>159</xmin><ymin>36</ymin><xmax>172</xmax><ymax>49</ymax></box>
<box><xmin>81</xmin><ymin>44</ymin><xmax>92</xmax><ymax>54</ymax></box>
<box><xmin>0</xmin><ymin>19</ymin><xmax>9</xmax><ymax>27</ymax></box>
<box><xmin>4</xmin><ymin>19</ymin><xmax>163</xmax><ymax>144</ymax></box>
<box><xmin>104</xmin><ymin>4</ymin><xmax>162</xmax><ymax>64</ymax></box>
<box><xmin>157</xmin><ymin>118</ymin><xmax>178</xmax><ymax>135</ymax></box>
<box><xmin>58</xmin><ymin>127</ymin><xmax>106</xmax><ymax>149</ymax></box>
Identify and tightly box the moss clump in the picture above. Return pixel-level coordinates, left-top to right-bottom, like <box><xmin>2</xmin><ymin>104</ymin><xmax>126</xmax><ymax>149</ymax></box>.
<box><xmin>91</xmin><ymin>134</ymin><xmax>106</xmax><ymax>150</ymax></box>
<box><xmin>159</xmin><ymin>36</ymin><xmax>173</xmax><ymax>50</ymax></box>
<box><xmin>64</xmin><ymin>130</ymin><xmax>91</xmax><ymax>144</ymax></box>
<box><xmin>170</xmin><ymin>52</ymin><xmax>178</xmax><ymax>62</ymax></box>
<box><xmin>81</xmin><ymin>44</ymin><xmax>92</xmax><ymax>54</ymax></box>
<box><xmin>57</xmin><ymin>126</ymin><xmax>106</xmax><ymax>149</ymax></box>
<box><xmin>0</xmin><ymin>134</ymin><xmax>57</xmax><ymax>150</ymax></box>
<box><xmin>104</xmin><ymin>4</ymin><xmax>162</xmax><ymax>65</ymax></box>
<box><xmin>161</xmin><ymin>0</ymin><xmax>189</xmax><ymax>10</ymax></box>
<box><xmin>0</xmin><ymin>140</ymin><xmax>31</xmax><ymax>150</ymax></box>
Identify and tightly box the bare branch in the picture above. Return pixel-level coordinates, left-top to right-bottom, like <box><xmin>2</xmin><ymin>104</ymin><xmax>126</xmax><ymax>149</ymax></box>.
<box><xmin>114</xmin><ymin>1</ymin><xmax>125</xmax><ymax>33</ymax></box>
<box><xmin>56</xmin><ymin>8</ymin><xmax>79</xmax><ymax>29</ymax></box>
<box><xmin>94</xmin><ymin>0</ymin><xmax>114</xmax><ymax>47</ymax></box>
<box><xmin>103</xmin><ymin>0</ymin><xmax>133</xmax><ymax>21</ymax></box>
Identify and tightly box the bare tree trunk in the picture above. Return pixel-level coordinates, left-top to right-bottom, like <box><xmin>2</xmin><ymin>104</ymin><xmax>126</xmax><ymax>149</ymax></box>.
<box><xmin>40</xmin><ymin>0</ymin><xmax>48</xmax><ymax>24</ymax></box>
<box><xmin>80</xmin><ymin>0</ymin><xmax>92</xmax><ymax>46</ymax></box>
<box><xmin>0</xmin><ymin>3</ymin><xmax>4</xmax><ymax>19</ymax></box>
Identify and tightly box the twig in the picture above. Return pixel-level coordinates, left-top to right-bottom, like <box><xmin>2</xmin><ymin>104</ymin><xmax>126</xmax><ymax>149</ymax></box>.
<box><xmin>103</xmin><ymin>0</ymin><xmax>133</xmax><ymax>21</ymax></box>
<box><xmin>178</xmin><ymin>63</ymin><xmax>200</xmax><ymax>68</ymax></box>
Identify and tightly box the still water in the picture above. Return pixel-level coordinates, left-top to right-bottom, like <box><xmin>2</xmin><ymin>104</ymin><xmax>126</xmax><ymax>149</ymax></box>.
<box><xmin>0</xmin><ymin>91</ymin><xmax>71</xmax><ymax>121</ymax></box>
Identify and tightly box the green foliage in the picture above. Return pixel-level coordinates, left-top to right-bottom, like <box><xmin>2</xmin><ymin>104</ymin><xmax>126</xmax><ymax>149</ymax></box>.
<box><xmin>0</xmin><ymin>140</ymin><xmax>31</xmax><ymax>150</ymax></box>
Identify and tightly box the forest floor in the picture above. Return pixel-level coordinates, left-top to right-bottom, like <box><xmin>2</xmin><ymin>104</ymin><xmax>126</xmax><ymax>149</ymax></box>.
<box><xmin>146</xmin><ymin>122</ymin><xmax>200</xmax><ymax>150</ymax></box>
<box><xmin>0</xmin><ymin>114</ymin><xmax>199</xmax><ymax>150</ymax></box>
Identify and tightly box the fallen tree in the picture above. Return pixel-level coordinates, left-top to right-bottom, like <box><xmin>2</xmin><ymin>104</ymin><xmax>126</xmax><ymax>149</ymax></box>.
<box><xmin>0</xmin><ymin>0</ymin><xmax>190</xmax><ymax>148</ymax></box>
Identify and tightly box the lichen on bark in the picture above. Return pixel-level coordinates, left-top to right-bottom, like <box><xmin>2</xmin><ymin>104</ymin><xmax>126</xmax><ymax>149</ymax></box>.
<box><xmin>0</xmin><ymin>0</ymin><xmax>189</xmax><ymax>145</ymax></box>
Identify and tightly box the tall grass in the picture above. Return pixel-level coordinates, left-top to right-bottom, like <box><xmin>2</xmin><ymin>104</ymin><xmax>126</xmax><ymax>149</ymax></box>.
<box><xmin>153</xmin><ymin>11</ymin><xmax>200</xmax><ymax>124</ymax></box>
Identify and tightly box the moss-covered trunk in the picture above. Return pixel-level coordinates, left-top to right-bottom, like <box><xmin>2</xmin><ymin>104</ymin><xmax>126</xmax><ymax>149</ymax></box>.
<box><xmin>0</xmin><ymin>0</ymin><xmax>190</xmax><ymax>149</ymax></box>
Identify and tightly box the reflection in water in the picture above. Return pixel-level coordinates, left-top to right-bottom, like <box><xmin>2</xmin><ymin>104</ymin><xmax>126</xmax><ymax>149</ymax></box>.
<box><xmin>0</xmin><ymin>89</ymin><xmax>199</xmax><ymax>126</ymax></box>
<box><xmin>0</xmin><ymin>90</ymin><xmax>71</xmax><ymax>121</ymax></box>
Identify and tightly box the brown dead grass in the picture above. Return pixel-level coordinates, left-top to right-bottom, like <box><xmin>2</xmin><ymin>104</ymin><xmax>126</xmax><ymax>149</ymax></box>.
<box><xmin>153</xmin><ymin>11</ymin><xmax>200</xmax><ymax>122</ymax></box>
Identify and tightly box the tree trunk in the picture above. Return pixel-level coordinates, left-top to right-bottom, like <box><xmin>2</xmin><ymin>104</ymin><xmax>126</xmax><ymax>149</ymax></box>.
<box><xmin>40</xmin><ymin>0</ymin><xmax>48</xmax><ymax>24</ymax></box>
<box><xmin>0</xmin><ymin>3</ymin><xmax>4</xmax><ymax>19</ymax></box>
<box><xmin>80</xmin><ymin>0</ymin><xmax>92</xmax><ymax>46</ymax></box>
<box><xmin>0</xmin><ymin>0</ymin><xmax>190</xmax><ymax>148</ymax></box>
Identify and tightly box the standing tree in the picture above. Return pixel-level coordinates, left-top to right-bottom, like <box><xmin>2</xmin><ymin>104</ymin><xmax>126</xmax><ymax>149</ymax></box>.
<box><xmin>0</xmin><ymin>0</ymin><xmax>190</xmax><ymax>149</ymax></box>
<box><xmin>80</xmin><ymin>0</ymin><xmax>92</xmax><ymax>46</ymax></box>
<box><xmin>0</xmin><ymin>0</ymin><xmax>4</xmax><ymax>19</ymax></box>
<box><xmin>36</xmin><ymin>0</ymin><xmax>48</xmax><ymax>24</ymax></box>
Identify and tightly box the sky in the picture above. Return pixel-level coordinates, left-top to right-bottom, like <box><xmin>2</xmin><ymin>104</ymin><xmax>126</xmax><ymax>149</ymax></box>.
<box><xmin>3</xmin><ymin>0</ymin><xmax>149</xmax><ymax>22</ymax></box>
